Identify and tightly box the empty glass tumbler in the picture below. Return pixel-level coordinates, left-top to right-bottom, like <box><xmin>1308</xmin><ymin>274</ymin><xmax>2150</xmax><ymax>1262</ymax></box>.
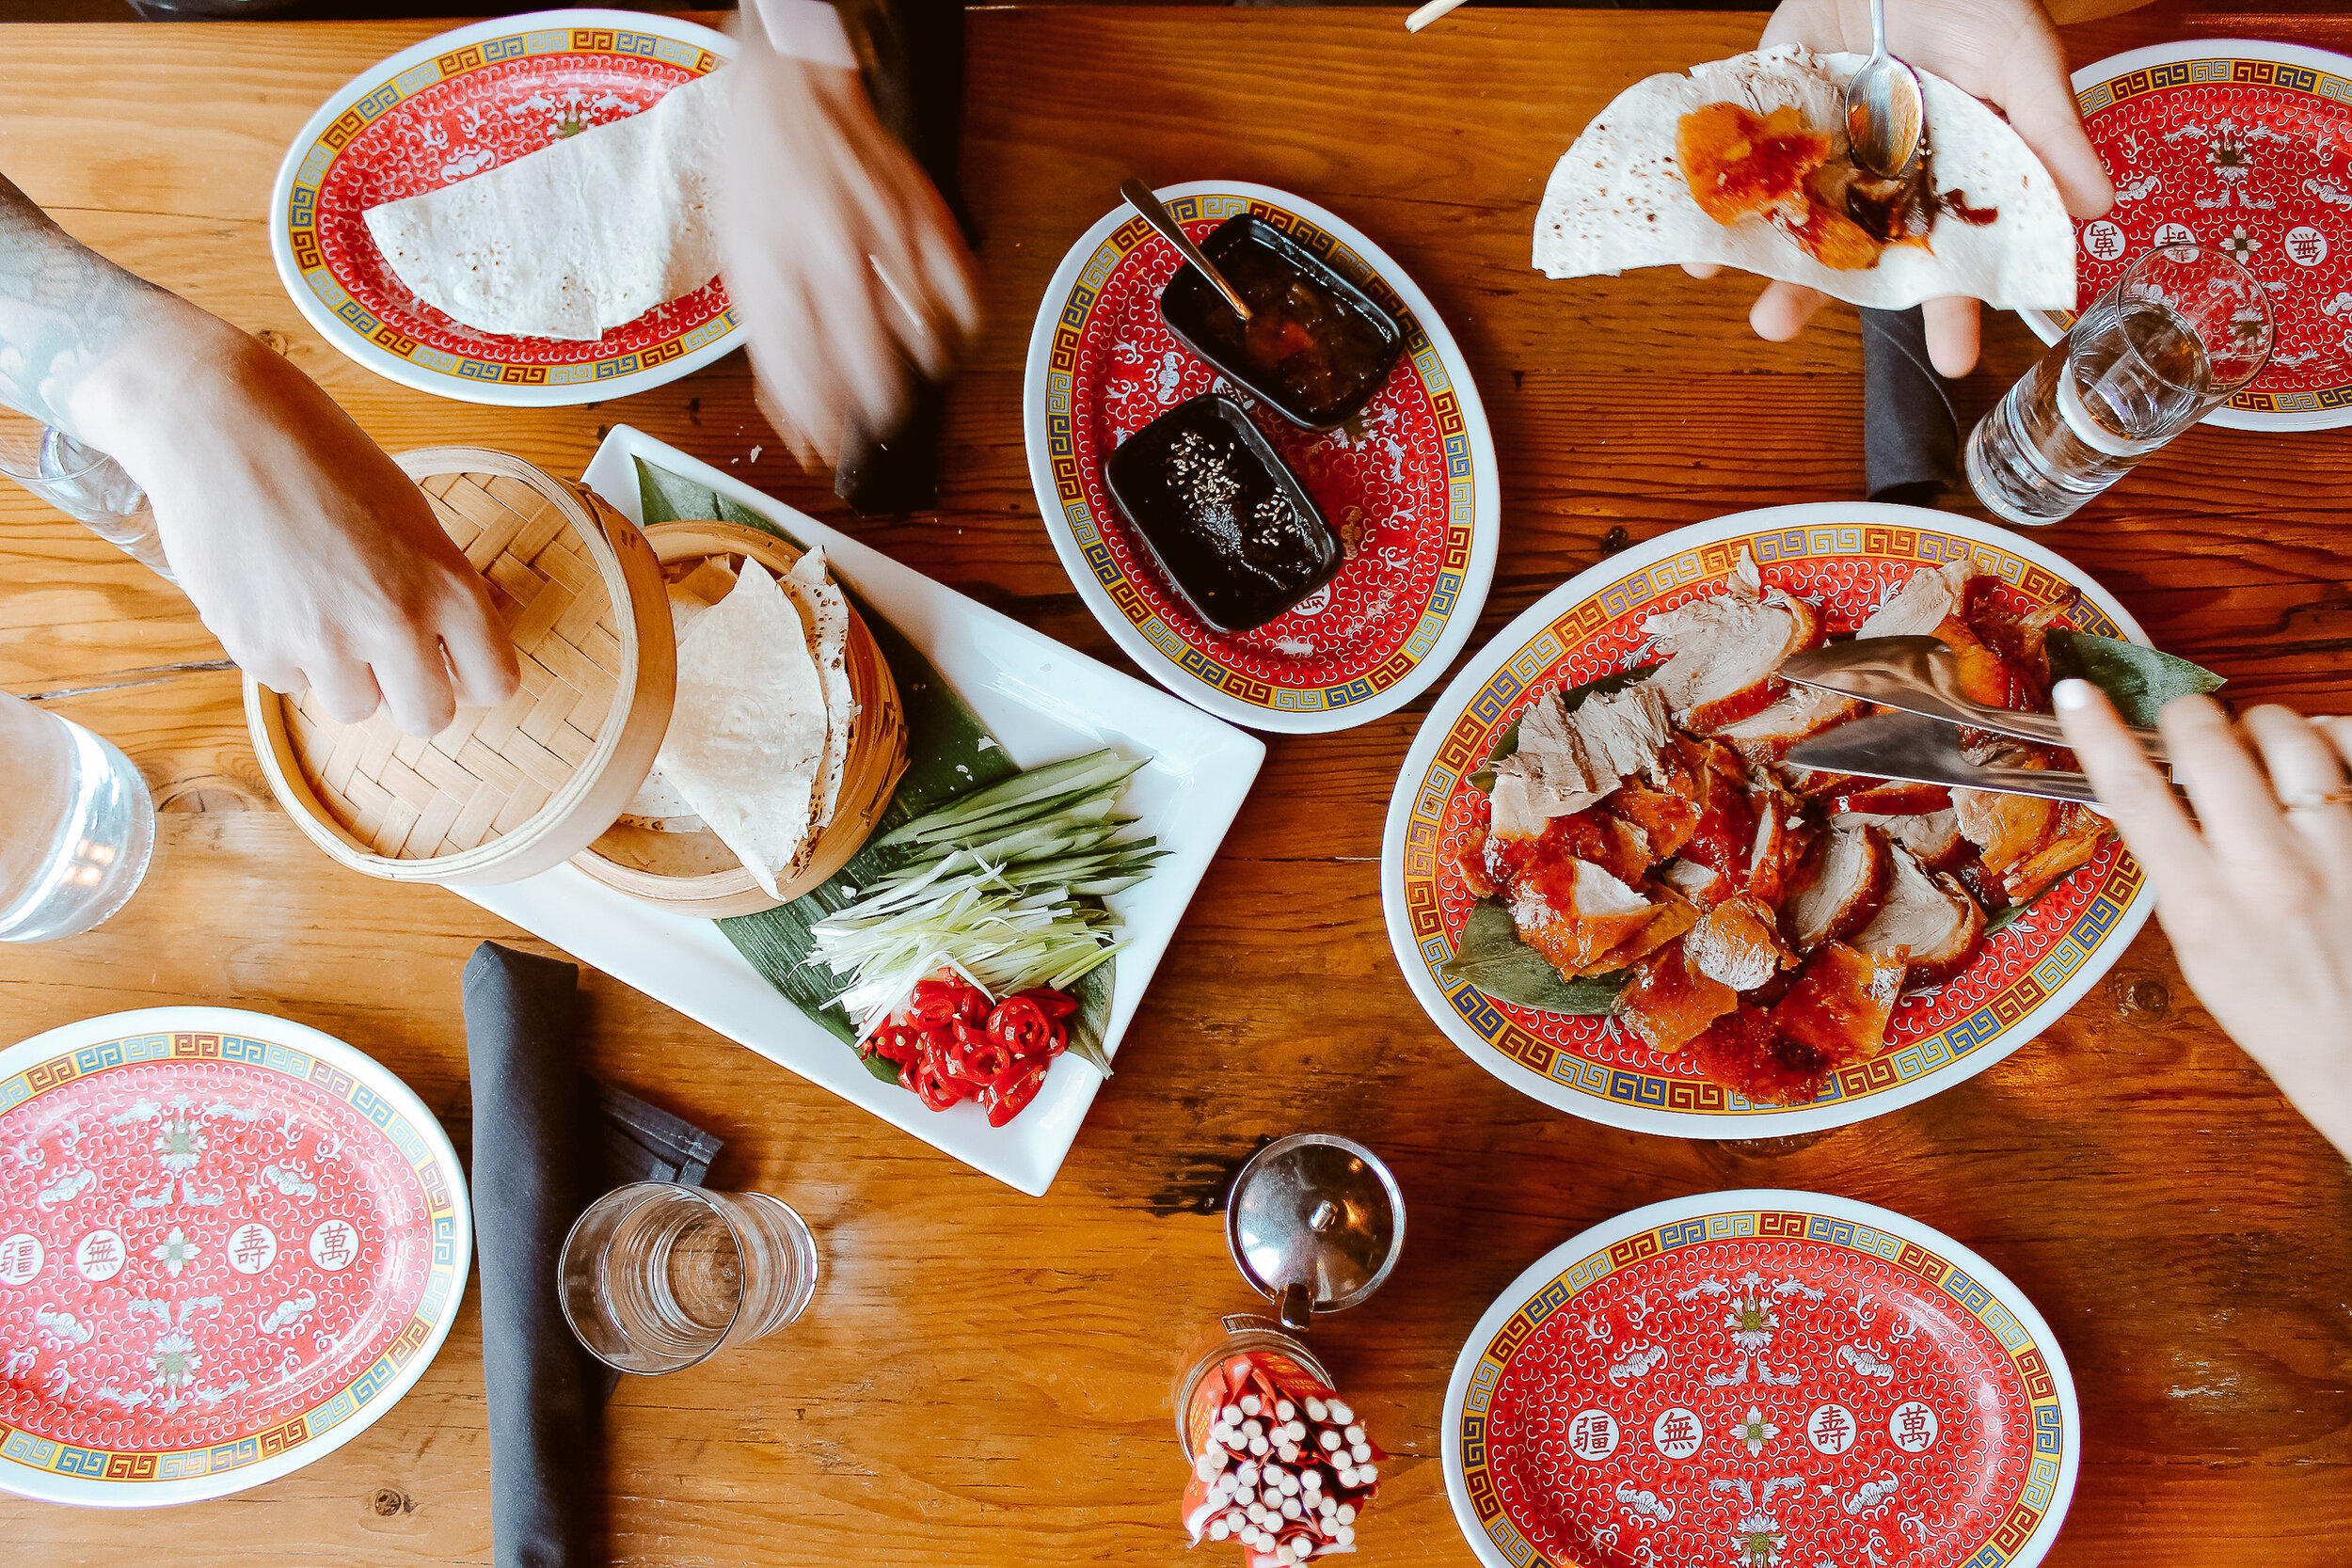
<box><xmin>1965</xmin><ymin>244</ymin><xmax>2272</xmax><ymax>527</ymax></box>
<box><xmin>0</xmin><ymin>692</ymin><xmax>157</xmax><ymax>942</ymax></box>
<box><xmin>558</xmin><ymin>1182</ymin><xmax>818</xmax><ymax>1375</ymax></box>
<box><xmin>0</xmin><ymin>405</ymin><xmax>174</xmax><ymax>580</ymax></box>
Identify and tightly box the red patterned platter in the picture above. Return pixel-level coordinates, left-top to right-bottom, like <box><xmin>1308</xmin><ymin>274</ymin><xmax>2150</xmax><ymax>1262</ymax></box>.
<box><xmin>269</xmin><ymin>10</ymin><xmax>736</xmax><ymax>407</ymax></box>
<box><xmin>2022</xmin><ymin>40</ymin><xmax>2352</xmax><ymax>432</ymax></box>
<box><xmin>1023</xmin><ymin>182</ymin><xmax>1500</xmax><ymax>734</ymax></box>
<box><xmin>0</xmin><ymin>1008</ymin><xmax>468</xmax><ymax>1507</ymax></box>
<box><xmin>1444</xmin><ymin>1190</ymin><xmax>2079</xmax><ymax>1568</ymax></box>
<box><xmin>1380</xmin><ymin>503</ymin><xmax>2155</xmax><ymax>1137</ymax></box>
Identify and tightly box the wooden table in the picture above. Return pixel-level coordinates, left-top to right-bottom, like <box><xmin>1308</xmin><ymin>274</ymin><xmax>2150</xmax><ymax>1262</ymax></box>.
<box><xmin>4</xmin><ymin>6</ymin><xmax>2349</xmax><ymax>1564</ymax></box>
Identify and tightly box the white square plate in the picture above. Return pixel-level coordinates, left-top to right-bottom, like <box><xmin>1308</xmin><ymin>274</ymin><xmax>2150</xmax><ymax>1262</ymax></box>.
<box><xmin>453</xmin><ymin>425</ymin><xmax>1265</xmax><ymax>1195</ymax></box>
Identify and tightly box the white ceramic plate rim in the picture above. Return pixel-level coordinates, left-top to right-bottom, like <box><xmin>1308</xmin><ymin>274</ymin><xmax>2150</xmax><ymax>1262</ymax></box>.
<box><xmin>268</xmin><ymin>9</ymin><xmax>739</xmax><ymax>409</ymax></box>
<box><xmin>1020</xmin><ymin>179</ymin><xmax>1502</xmax><ymax>734</ymax></box>
<box><xmin>1378</xmin><ymin>501</ymin><xmax>2157</xmax><ymax>1137</ymax></box>
<box><xmin>453</xmin><ymin>424</ymin><xmax>1265</xmax><ymax>1196</ymax></box>
<box><xmin>0</xmin><ymin>1006</ymin><xmax>471</xmax><ymax>1509</ymax></box>
<box><xmin>1440</xmin><ymin>1187</ymin><xmax>2081</xmax><ymax>1568</ymax></box>
<box><xmin>2018</xmin><ymin>37</ymin><xmax>2352</xmax><ymax>434</ymax></box>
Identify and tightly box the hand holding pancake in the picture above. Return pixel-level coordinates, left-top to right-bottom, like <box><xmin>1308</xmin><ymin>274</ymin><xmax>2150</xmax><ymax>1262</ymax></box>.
<box><xmin>74</xmin><ymin>305</ymin><xmax>519</xmax><ymax>737</ymax></box>
<box><xmin>2056</xmin><ymin>683</ymin><xmax>2352</xmax><ymax>1160</ymax></box>
<box><xmin>721</xmin><ymin>38</ymin><xmax>979</xmax><ymax>470</ymax></box>
<box><xmin>1689</xmin><ymin>0</ymin><xmax>2122</xmax><ymax>373</ymax></box>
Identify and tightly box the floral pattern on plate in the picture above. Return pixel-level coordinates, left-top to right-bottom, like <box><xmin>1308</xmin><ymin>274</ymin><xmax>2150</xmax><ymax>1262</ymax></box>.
<box><xmin>276</xmin><ymin>16</ymin><xmax>736</xmax><ymax>402</ymax></box>
<box><xmin>2049</xmin><ymin>42</ymin><xmax>2352</xmax><ymax>428</ymax></box>
<box><xmin>1028</xmin><ymin>185</ymin><xmax>1495</xmax><ymax>731</ymax></box>
<box><xmin>0</xmin><ymin>1018</ymin><xmax>464</xmax><ymax>1502</ymax></box>
<box><xmin>1382</xmin><ymin>506</ymin><xmax>2156</xmax><ymax>1136</ymax></box>
<box><xmin>1447</xmin><ymin>1194</ymin><xmax>2075</xmax><ymax>1568</ymax></box>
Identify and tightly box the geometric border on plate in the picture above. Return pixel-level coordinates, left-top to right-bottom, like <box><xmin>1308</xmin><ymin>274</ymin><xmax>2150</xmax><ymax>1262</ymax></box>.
<box><xmin>1379</xmin><ymin>503</ymin><xmax>2158</xmax><ymax>1138</ymax></box>
<box><xmin>1441</xmin><ymin>1188</ymin><xmax>2080</xmax><ymax>1568</ymax></box>
<box><xmin>1022</xmin><ymin>180</ymin><xmax>1501</xmax><ymax>734</ymax></box>
<box><xmin>267</xmin><ymin>9</ymin><xmax>738</xmax><ymax>409</ymax></box>
<box><xmin>2019</xmin><ymin>37</ymin><xmax>2352</xmax><ymax>434</ymax></box>
<box><xmin>0</xmin><ymin>1006</ymin><xmax>469</xmax><ymax>1508</ymax></box>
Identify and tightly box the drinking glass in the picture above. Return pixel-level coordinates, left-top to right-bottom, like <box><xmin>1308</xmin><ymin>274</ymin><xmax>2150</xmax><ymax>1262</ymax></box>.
<box><xmin>1964</xmin><ymin>244</ymin><xmax>2272</xmax><ymax>527</ymax></box>
<box><xmin>558</xmin><ymin>1182</ymin><xmax>818</xmax><ymax>1375</ymax></box>
<box><xmin>0</xmin><ymin>404</ymin><xmax>175</xmax><ymax>580</ymax></box>
<box><xmin>0</xmin><ymin>691</ymin><xmax>157</xmax><ymax>942</ymax></box>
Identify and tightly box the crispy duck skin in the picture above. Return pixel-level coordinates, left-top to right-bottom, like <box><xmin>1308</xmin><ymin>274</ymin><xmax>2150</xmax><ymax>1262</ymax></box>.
<box><xmin>1610</xmin><ymin>780</ymin><xmax>1702</xmax><ymax>863</ymax></box>
<box><xmin>1827</xmin><ymin>781</ymin><xmax>1955</xmax><ymax>816</ymax></box>
<box><xmin>1487</xmin><ymin>804</ymin><xmax>1658</xmax><ymax>892</ymax></box>
<box><xmin>1620</xmin><ymin>940</ymin><xmax>1740</xmax><ymax>1053</ymax></box>
<box><xmin>1772</xmin><ymin>942</ymin><xmax>1907</xmax><ymax>1068</ymax></box>
<box><xmin>1510</xmin><ymin>859</ymin><xmax>1688</xmax><ymax>978</ymax></box>
<box><xmin>1999</xmin><ymin>802</ymin><xmax>2108</xmax><ymax>903</ymax></box>
<box><xmin>1691</xmin><ymin>1005</ymin><xmax>1834</xmax><ymax>1106</ymax></box>
<box><xmin>1785</xmin><ymin>823</ymin><xmax>1890</xmax><ymax>950</ymax></box>
<box><xmin>1686</xmin><ymin>894</ymin><xmax>1795</xmax><ymax>991</ymax></box>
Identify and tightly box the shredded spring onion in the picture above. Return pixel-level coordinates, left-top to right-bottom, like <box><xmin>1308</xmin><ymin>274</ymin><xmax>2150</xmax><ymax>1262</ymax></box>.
<box><xmin>810</xmin><ymin>750</ymin><xmax>1165</xmax><ymax>1041</ymax></box>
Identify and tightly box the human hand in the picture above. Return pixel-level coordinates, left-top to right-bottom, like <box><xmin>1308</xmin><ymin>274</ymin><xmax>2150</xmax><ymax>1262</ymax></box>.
<box><xmin>1690</xmin><ymin>0</ymin><xmax>2119</xmax><ymax>375</ymax></box>
<box><xmin>2056</xmin><ymin>681</ymin><xmax>2352</xmax><ymax>1160</ymax></box>
<box><xmin>73</xmin><ymin>303</ymin><xmax>518</xmax><ymax>737</ymax></box>
<box><xmin>720</xmin><ymin>39</ymin><xmax>979</xmax><ymax>469</ymax></box>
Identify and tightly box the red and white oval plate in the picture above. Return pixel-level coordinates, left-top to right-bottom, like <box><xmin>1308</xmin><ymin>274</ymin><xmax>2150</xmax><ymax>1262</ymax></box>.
<box><xmin>1381</xmin><ymin>503</ymin><xmax>2157</xmax><ymax>1137</ymax></box>
<box><xmin>1444</xmin><ymin>1190</ymin><xmax>2079</xmax><ymax>1568</ymax></box>
<box><xmin>1023</xmin><ymin>182</ymin><xmax>1500</xmax><ymax>734</ymax></box>
<box><xmin>0</xmin><ymin>1008</ymin><xmax>468</xmax><ymax>1507</ymax></box>
<box><xmin>269</xmin><ymin>10</ymin><xmax>737</xmax><ymax>407</ymax></box>
<box><xmin>2024</xmin><ymin>39</ymin><xmax>2352</xmax><ymax>432</ymax></box>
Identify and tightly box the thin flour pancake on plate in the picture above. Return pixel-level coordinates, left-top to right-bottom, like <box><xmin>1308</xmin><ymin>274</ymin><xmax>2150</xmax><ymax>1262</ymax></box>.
<box><xmin>1533</xmin><ymin>45</ymin><xmax>2073</xmax><ymax>311</ymax></box>
<box><xmin>660</xmin><ymin>561</ymin><xmax>832</xmax><ymax>898</ymax></box>
<box><xmin>363</xmin><ymin>70</ymin><xmax>727</xmax><ymax>341</ymax></box>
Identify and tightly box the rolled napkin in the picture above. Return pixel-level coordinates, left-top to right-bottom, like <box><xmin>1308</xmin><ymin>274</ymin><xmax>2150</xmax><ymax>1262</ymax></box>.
<box><xmin>463</xmin><ymin>941</ymin><xmax>723</xmax><ymax>1568</ymax></box>
<box><xmin>1860</xmin><ymin>304</ymin><xmax>1963</xmax><ymax>506</ymax></box>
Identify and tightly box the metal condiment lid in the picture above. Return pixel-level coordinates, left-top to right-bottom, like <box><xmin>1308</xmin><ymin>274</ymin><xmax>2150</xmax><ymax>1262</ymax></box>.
<box><xmin>1225</xmin><ymin>1133</ymin><xmax>1405</xmax><ymax>1333</ymax></box>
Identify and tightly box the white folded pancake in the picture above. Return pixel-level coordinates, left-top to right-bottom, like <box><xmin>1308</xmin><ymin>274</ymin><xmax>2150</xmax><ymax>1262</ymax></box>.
<box><xmin>1533</xmin><ymin>45</ymin><xmax>2073</xmax><ymax>311</ymax></box>
<box><xmin>660</xmin><ymin>562</ymin><xmax>831</xmax><ymax>898</ymax></box>
<box><xmin>364</xmin><ymin>71</ymin><xmax>727</xmax><ymax>341</ymax></box>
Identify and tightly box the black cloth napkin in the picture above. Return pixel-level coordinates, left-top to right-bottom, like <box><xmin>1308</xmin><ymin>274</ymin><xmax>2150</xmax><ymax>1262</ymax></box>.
<box><xmin>463</xmin><ymin>941</ymin><xmax>723</xmax><ymax>1568</ymax></box>
<box><xmin>1860</xmin><ymin>305</ymin><xmax>1964</xmax><ymax>507</ymax></box>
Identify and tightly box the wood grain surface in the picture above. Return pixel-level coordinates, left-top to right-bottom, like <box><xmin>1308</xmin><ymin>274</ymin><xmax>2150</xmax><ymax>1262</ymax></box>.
<box><xmin>3</xmin><ymin>7</ymin><xmax>2349</xmax><ymax>1566</ymax></box>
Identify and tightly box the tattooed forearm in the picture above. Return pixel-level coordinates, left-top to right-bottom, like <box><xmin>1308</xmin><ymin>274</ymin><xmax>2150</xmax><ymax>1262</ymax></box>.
<box><xmin>0</xmin><ymin>170</ymin><xmax>167</xmax><ymax>438</ymax></box>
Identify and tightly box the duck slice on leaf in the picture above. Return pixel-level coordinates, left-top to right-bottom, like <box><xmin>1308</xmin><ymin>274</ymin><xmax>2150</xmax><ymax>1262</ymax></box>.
<box><xmin>1511</xmin><ymin>860</ymin><xmax>1695</xmax><ymax>978</ymax></box>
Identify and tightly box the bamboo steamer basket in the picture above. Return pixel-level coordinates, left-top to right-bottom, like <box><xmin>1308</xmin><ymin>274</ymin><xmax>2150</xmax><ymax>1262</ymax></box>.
<box><xmin>572</xmin><ymin>520</ymin><xmax>908</xmax><ymax>917</ymax></box>
<box><xmin>243</xmin><ymin>451</ymin><xmax>903</xmax><ymax>912</ymax></box>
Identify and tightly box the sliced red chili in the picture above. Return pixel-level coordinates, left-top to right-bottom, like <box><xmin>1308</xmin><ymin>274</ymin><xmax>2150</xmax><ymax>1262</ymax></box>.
<box><xmin>986</xmin><ymin>1060</ymin><xmax>1049</xmax><ymax>1127</ymax></box>
<box><xmin>1014</xmin><ymin>987</ymin><xmax>1081</xmax><ymax>1021</ymax></box>
<box><xmin>986</xmin><ymin>996</ymin><xmax>1058</xmax><ymax>1060</ymax></box>
<box><xmin>914</xmin><ymin>1057</ymin><xmax>964</xmax><ymax>1112</ymax></box>
<box><xmin>869</xmin><ymin>1022</ymin><xmax>925</xmax><ymax>1065</ymax></box>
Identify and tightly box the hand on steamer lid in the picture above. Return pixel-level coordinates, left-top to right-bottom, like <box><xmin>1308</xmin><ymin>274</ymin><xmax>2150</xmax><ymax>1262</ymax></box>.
<box><xmin>1</xmin><ymin>173</ymin><xmax>516</xmax><ymax>738</ymax></box>
<box><xmin>1692</xmin><ymin>0</ymin><xmax>2133</xmax><ymax>375</ymax></box>
<box><xmin>720</xmin><ymin>3</ymin><xmax>980</xmax><ymax>470</ymax></box>
<box><xmin>2057</xmin><ymin>682</ymin><xmax>2352</xmax><ymax>1162</ymax></box>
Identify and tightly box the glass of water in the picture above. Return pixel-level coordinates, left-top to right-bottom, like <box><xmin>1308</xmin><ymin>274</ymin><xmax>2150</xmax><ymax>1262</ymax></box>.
<box><xmin>558</xmin><ymin>1182</ymin><xmax>818</xmax><ymax>1375</ymax></box>
<box><xmin>0</xmin><ymin>691</ymin><xmax>157</xmax><ymax>942</ymax></box>
<box><xmin>0</xmin><ymin>405</ymin><xmax>176</xmax><ymax>580</ymax></box>
<box><xmin>1965</xmin><ymin>244</ymin><xmax>2272</xmax><ymax>527</ymax></box>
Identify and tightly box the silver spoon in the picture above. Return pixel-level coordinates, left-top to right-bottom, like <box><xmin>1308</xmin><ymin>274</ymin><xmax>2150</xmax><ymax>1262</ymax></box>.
<box><xmin>1843</xmin><ymin>0</ymin><xmax>1926</xmax><ymax>180</ymax></box>
<box><xmin>1782</xmin><ymin>636</ymin><xmax>2173</xmax><ymax>763</ymax></box>
<box><xmin>1120</xmin><ymin>178</ymin><xmax>1251</xmax><ymax>323</ymax></box>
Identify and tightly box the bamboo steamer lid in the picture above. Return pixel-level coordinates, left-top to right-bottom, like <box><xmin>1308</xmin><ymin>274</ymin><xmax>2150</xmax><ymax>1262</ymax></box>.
<box><xmin>571</xmin><ymin>520</ymin><xmax>909</xmax><ymax>917</ymax></box>
<box><xmin>244</xmin><ymin>448</ymin><xmax>676</xmax><ymax>887</ymax></box>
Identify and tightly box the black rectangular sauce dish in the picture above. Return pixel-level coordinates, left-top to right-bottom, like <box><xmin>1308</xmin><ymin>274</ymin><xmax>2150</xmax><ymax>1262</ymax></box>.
<box><xmin>1158</xmin><ymin>214</ymin><xmax>1407</xmax><ymax>431</ymax></box>
<box><xmin>1103</xmin><ymin>392</ymin><xmax>1343</xmax><ymax>636</ymax></box>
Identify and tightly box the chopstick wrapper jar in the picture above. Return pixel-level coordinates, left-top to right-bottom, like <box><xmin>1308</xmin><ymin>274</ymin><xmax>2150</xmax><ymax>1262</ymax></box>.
<box><xmin>463</xmin><ymin>942</ymin><xmax>723</xmax><ymax>1568</ymax></box>
<box><xmin>1861</xmin><ymin>305</ymin><xmax>1962</xmax><ymax>504</ymax></box>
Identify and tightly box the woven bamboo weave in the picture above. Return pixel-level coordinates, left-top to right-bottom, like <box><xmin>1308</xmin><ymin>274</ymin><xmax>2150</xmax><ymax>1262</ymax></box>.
<box><xmin>284</xmin><ymin>469</ymin><xmax>635</xmax><ymax>862</ymax></box>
